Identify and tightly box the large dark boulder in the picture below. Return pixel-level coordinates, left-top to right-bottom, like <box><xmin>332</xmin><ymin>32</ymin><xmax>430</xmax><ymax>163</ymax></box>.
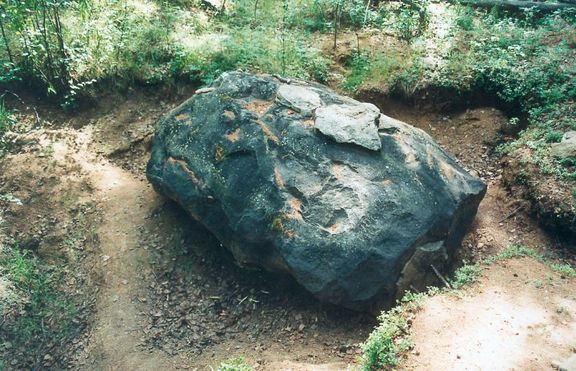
<box><xmin>147</xmin><ymin>72</ymin><xmax>486</xmax><ymax>311</ymax></box>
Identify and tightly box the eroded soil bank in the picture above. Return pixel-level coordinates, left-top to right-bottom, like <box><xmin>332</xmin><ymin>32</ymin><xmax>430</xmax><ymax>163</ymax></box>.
<box><xmin>0</xmin><ymin>87</ymin><xmax>574</xmax><ymax>370</ymax></box>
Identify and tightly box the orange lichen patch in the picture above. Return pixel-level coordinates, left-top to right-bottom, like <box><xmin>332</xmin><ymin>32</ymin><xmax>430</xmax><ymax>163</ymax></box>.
<box><xmin>393</xmin><ymin>135</ymin><xmax>419</xmax><ymax>168</ymax></box>
<box><xmin>175</xmin><ymin>113</ymin><xmax>191</xmax><ymax>123</ymax></box>
<box><xmin>223</xmin><ymin>110</ymin><xmax>236</xmax><ymax>121</ymax></box>
<box><xmin>225</xmin><ymin>128</ymin><xmax>241</xmax><ymax>143</ymax></box>
<box><xmin>274</xmin><ymin>167</ymin><xmax>285</xmax><ymax>189</ymax></box>
<box><xmin>214</xmin><ymin>143</ymin><xmax>226</xmax><ymax>162</ymax></box>
<box><xmin>382</xmin><ymin>179</ymin><xmax>393</xmax><ymax>187</ymax></box>
<box><xmin>327</xmin><ymin>224</ymin><xmax>341</xmax><ymax>234</ymax></box>
<box><xmin>287</xmin><ymin>198</ymin><xmax>303</xmax><ymax>220</ymax></box>
<box><xmin>405</xmin><ymin>152</ymin><xmax>418</xmax><ymax>166</ymax></box>
<box><xmin>440</xmin><ymin>161</ymin><xmax>455</xmax><ymax>180</ymax></box>
<box><xmin>167</xmin><ymin>157</ymin><xmax>199</xmax><ymax>184</ymax></box>
<box><xmin>331</xmin><ymin>163</ymin><xmax>343</xmax><ymax>180</ymax></box>
<box><xmin>256</xmin><ymin>120</ymin><xmax>280</xmax><ymax>144</ymax></box>
<box><xmin>245</xmin><ymin>100</ymin><xmax>272</xmax><ymax>115</ymax></box>
<box><xmin>302</xmin><ymin>119</ymin><xmax>314</xmax><ymax>128</ymax></box>
<box><xmin>285</xmin><ymin>109</ymin><xmax>296</xmax><ymax>116</ymax></box>
<box><xmin>284</xmin><ymin>229</ymin><xmax>296</xmax><ymax>239</ymax></box>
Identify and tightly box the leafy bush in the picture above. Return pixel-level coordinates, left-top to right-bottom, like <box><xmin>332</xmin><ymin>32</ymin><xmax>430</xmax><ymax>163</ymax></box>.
<box><xmin>0</xmin><ymin>0</ymin><xmax>74</xmax><ymax>95</ymax></box>
<box><xmin>342</xmin><ymin>52</ymin><xmax>371</xmax><ymax>91</ymax></box>
<box><xmin>455</xmin><ymin>6</ymin><xmax>475</xmax><ymax>31</ymax></box>
<box><xmin>287</xmin><ymin>0</ymin><xmax>387</xmax><ymax>32</ymax></box>
<box><xmin>194</xmin><ymin>26</ymin><xmax>329</xmax><ymax>85</ymax></box>
<box><xmin>0</xmin><ymin>0</ymin><xmax>334</xmax><ymax>101</ymax></box>
<box><xmin>392</xmin><ymin>0</ymin><xmax>430</xmax><ymax>42</ymax></box>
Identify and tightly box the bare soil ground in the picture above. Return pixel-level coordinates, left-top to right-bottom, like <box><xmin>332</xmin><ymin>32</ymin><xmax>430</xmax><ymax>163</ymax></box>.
<box><xmin>404</xmin><ymin>258</ymin><xmax>576</xmax><ymax>371</ymax></box>
<box><xmin>384</xmin><ymin>103</ymin><xmax>576</xmax><ymax>371</ymax></box>
<box><xmin>0</xmin><ymin>86</ymin><xmax>574</xmax><ymax>370</ymax></box>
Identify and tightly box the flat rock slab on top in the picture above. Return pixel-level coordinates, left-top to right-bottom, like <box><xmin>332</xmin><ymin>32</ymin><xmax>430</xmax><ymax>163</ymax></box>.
<box><xmin>276</xmin><ymin>84</ymin><xmax>322</xmax><ymax>116</ymax></box>
<box><xmin>147</xmin><ymin>71</ymin><xmax>486</xmax><ymax>311</ymax></box>
<box><xmin>315</xmin><ymin>103</ymin><xmax>382</xmax><ymax>151</ymax></box>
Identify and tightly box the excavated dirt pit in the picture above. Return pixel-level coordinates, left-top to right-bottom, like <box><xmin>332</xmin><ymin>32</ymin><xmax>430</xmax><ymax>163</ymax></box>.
<box><xmin>0</xmin><ymin>88</ymin><xmax>574</xmax><ymax>370</ymax></box>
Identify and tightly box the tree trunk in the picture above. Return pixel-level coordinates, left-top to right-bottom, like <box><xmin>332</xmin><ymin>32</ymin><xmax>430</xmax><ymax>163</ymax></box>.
<box><xmin>364</xmin><ymin>0</ymin><xmax>371</xmax><ymax>25</ymax></box>
<box><xmin>52</xmin><ymin>4</ymin><xmax>71</xmax><ymax>90</ymax></box>
<box><xmin>0</xmin><ymin>6</ymin><xmax>14</xmax><ymax>64</ymax></box>
<box><xmin>333</xmin><ymin>0</ymin><xmax>342</xmax><ymax>50</ymax></box>
<box><xmin>34</xmin><ymin>3</ymin><xmax>56</xmax><ymax>87</ymax></box>
<box><xmin>254</xmin><ymin>0</ymin><xmax>260</xmax><ymax>18</ymax></box>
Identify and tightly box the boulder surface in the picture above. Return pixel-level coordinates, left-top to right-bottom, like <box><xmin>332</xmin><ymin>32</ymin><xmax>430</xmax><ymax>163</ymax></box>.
<box><xmin>147</xmin><ymin>72</ymin><xmax>486</xmax><ymax>311</ymax></box>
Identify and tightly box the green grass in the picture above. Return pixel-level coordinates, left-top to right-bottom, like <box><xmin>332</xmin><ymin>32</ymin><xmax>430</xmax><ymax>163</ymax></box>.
<box><xmin>0</xmin><ymin>99</ymin><xmax>13</xmax><ymax>153</ymax></box>
<box><xmin>341</xmin><ymin>48</ymin><xmax>420</xmax><ymax>93</ymax></box>
<box><xmin>361</xmin><ymin>290</ymin><xmax>429</xmax><ymax>370</ymax></box>
<box><xmin>217</xmin><ymin>356</ymin><xmax>253</xmax><ymax>371</ymax></box>
<box><xmin>0</xmin><ymin>246</ymin><xmax>78</xmax><ymax>364</ymax></box>
<box><xmin>494</xmin><ymin>244</ymin><xmax>542</xmax><ymax>261</ymax></box>
<box><xmin>549</xmin><ymin>262</ymin><xmax>576</xmax><ymax>278</ymax></box>
<box><xmin>450</xmin><ymin>262</ymin><xmax>482</xmax><ymax>289</ymax></box>
<box><xmin>481</xmin><ymin>244</ymin><xmax>575</xmax><ymax>277</ymax></box>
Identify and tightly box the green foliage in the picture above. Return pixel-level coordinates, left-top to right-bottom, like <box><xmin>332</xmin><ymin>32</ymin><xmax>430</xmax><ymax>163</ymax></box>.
<box><xmin>361</xmin><ymin>291</ymin><xmax>426</xmax><ymax>370</ymax></box>
<box><xmin>481</xmin><ymin>244</ymin><xmax>576</xmax><ymax>279</ymax></box>
<box><xmin>392</xmin><ymin>0</ymin><xmax>430</xmax><ymax>42</ymax></box>
<box><xmin>392</xmin><ymin>58</ymin><xmax>425</xmax><ymax>96</ymax></box>
<box><xmin>549</xmin><ymin>262</ymin><xmax>576</xmax><ymax>278</ymax></box>
<box><xmin>341</xmin><ymin>52</ymin><xmax>370</xmax><ymax>91</ymax></box>
<box><xmin>544</xmin><ymin>130</ymin><xmax>563</xmax><ymax>143</ymax></box>
<box><xmin>2</xmin><ymin>0</ymin><xmax>324</xmax><ymax>103</ymax></box>
<box><xmin>217</xmin><ymin>357</ymin><xmax>253</xmax><ymax>371</ymax></box>
<box><xmin>287</xmin><ymin>0</ymin><xmax>386</xmax><ymax>32</ymax></box>
<box><xmin>450</xmin><ymin>262</ymin><xmax>482</xmax><ymax>289</ymax></box>
<box><xmin>341</xmin><ymin>49</ymin><xmax>411</xmax><ymax>92</ymax></box>
<box><xmin>0</xmin><ymin>0</ymin><xmax>74</xmax><ymax>95</ymax></box>
<box><xmin>0</xmin><ymin>246</ymin><xmax>78</xmax><ymax>355</ymax></box>
<box><xmin>0</xmin><ymin>98</ymin><xmax>13</xmax><ymax>153</ymax></box>
<box><xmin>497</xmin><ymin>244</ymin><xmax>541</xmax><ymax>260</ymax></box>
<box><xmin>194</xmin><ymin>26</ymin><xmax>328</xmax><ymax>85</ymax></box>
<box><xmin>455</xmin><ymin>6</ymin><xmax>475</xmax><ymax>31</ymax></box>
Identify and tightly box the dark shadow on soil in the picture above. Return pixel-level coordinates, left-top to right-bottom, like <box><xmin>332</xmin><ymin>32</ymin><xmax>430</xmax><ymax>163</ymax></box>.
<box><xmin>138</xmin><ymin>198</ymin><xmax>375</xmax><ymax>362</ymax></box>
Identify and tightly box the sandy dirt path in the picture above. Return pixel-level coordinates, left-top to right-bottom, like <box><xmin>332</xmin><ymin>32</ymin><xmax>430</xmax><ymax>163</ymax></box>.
<box><xmin>71</xmin><ymin>128</ymin><xmax>178</xmax><ymax>370</ymax></box>
<box><xmin>403</xmin><ymin>257</ymin><xmax>576</xmax><ymax>371</ymax></box>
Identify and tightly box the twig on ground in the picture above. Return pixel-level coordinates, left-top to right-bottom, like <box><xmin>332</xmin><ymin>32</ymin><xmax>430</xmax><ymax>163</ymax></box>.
<box><xmin>409</xmin><ymin>285</ymin><xmax>421</xmax><ymax>293</ymax></box>
<box><xmin>430</xmin><ymin>264</ymin><xmax>452</xmax><ymax>289</ymax></box>
<box><xmin>1</xmin><ymin>90</ymin><xmax>42</xmax><ymax>127</ymax></box>
<box><xmin>498</xmin><ymin>205</ymin><xmax>524</xmax><ymax>224</ymax></box>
